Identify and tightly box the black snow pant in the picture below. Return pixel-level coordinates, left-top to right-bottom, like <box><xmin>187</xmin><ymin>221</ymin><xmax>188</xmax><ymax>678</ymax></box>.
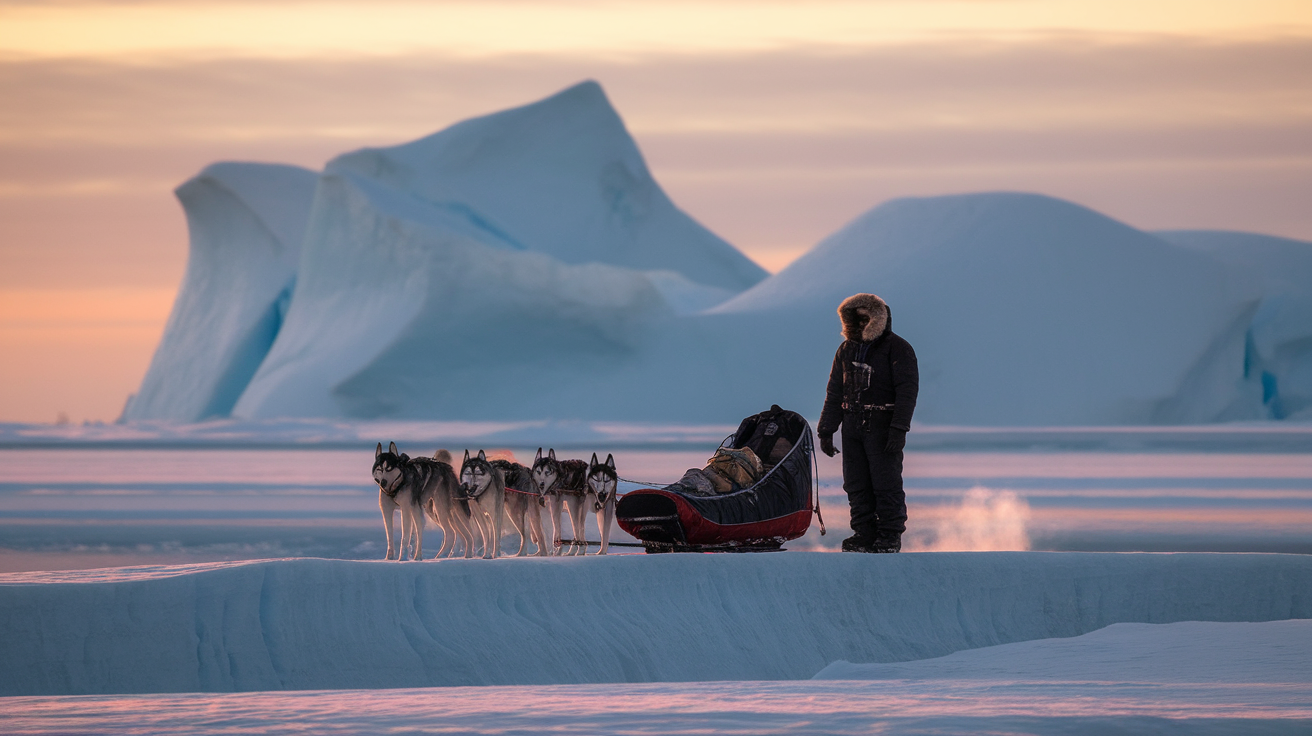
<box><xmin>841</xmin><ymin>414</ymin><xmax>907</xmax><ymax>539</ymax></box>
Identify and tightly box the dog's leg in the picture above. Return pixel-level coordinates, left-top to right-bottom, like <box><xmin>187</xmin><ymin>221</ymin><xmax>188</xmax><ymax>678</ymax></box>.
<box><xmin>438</xmin><ymin>503</ymin><xmax>460</xmax><ymax>559</ymax></box>
<box><xmin>527</xmin><ymin>497</ymin><xmax>549</xmax><ymax>556</ymax></box>
<box><xmin>477</xmin><ymin>501</ymin><xmax>498</xmax><ymax>559</ymax></box>
<box><xmin>380</xmin><ymin>493</ymin><xmax>399</xmax><ymax>560</ymax></box>
<box><xmin>564</xmin><ymin>495</ymin><xmax>586</xmax><ymax>556</ymax></box>
<box><xmin>467</xmin><ymin>503</ymin><xmax>487</xmax><ymax>559</ymax></box>
<box><xmin>506</xmin><ymin>495</ymin><xmax>529</xmax><ymax>557</ymax></box>
<box><xmin>544</xmin><ymin>493</ymin><xmax>564</xmax><ymax>556</ymax></box>
<box><xmin>574</xmin><ymin>495</ymin><xmax>590</xmax><ymax>556</ymax></box>
<box><xmin>452</xmin><ymin>500</ymin><xmax>477</xmax><ymax>559</ymax></box>
<box><xmin>492</xmin><ymin>487</ymin><xmax>504</xmax><ymax>559</ymax></box>
<box><xmin>425</xmin><ymin>495</ymin><xmax>454</xmax><ymax>559</ymax></box>
<box><xmin>464</xmin><ymin>508</ymin><xmax>480</xmax><ymax>558</ymax></box>
<box><xmin>457</xmin><ymin>507</ymin><xmax>477</xmax><ymax>559</ymax></box>
<box><xmin>413</xmin><ymin>502</ymin><xmax>426</xmax><ymax>560</ymax></box>
<box><xmin>473</xmin><ymin>502</ymin><xmax>493</xmax><ymax>559</ymax></box>
<box><xmin>400</xmin><ymin>500</ymin><xmax>415</xmax><ymax>561</ymax></box>
<box><xmin>597</xmin><ymin>496</ymin><xmax>615</xmax><ymax>555</ymax></box>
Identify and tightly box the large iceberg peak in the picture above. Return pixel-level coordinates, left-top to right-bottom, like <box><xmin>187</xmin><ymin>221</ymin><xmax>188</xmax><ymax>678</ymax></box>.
<box><xmin>325</xmin><ymin>80</ymin><xmax>766</xmax><ymax>291</ymax></box>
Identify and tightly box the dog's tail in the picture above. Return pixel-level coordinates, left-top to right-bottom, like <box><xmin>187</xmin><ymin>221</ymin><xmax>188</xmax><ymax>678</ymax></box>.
<box><xmin>433</xmin><ymin>449</ymin><xmax>453</xmax><ymax>465</ymax></box>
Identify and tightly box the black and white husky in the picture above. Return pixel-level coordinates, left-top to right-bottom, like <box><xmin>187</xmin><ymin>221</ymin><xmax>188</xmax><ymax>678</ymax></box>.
<box><xmin>372</xmin><ymin>442</ymin><xmax>472</xmax><ymax>560</ymax></box>
<box><xmin>490</xmin><ymin>458</ymin><xmax>550</xmax><ymax>557</ymax></box>
<box><xmin>459</xmin><ymin>450</ymin><xmax>506</xmax><ymax>559</ymax></box>
<box><xmin>531</xmin><ymin>448</ymin><xmax>591</xmax><ymax>556</ymax></box>
<box><xmin>586</xmin><ymin>453</ymin><xmax>619</xmax><ymax>555</ymax></box>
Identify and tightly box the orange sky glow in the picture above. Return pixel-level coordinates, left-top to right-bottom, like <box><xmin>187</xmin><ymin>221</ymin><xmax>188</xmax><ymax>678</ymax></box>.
<box><xmin>2</xmin><ymin>0</ymin><xmax>1311</xmax><ymax>422</ymax></box>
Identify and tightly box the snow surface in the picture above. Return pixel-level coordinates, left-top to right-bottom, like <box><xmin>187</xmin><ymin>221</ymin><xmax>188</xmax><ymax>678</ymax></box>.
<box><xmin>4</xmin><ymin>674</ymin><xmax>1310</xmax><ymax>735</ymax></box>
<box><xmin>122</xmin><ymin>163</ymin><xmax>319</xmax><ymax>422</ymax></box>
<box><xmin>2</xmin><ymin>552</ymin><xmax>1309</xmax><ymax>696</ymax></box>
<box><xmin>815</xmin><ymin>619</ymin><xmax>1312</xmax><ymax>682</ymax></box>
<box><xmin>5</xmin><ymin>417</ymin><xmax>1312</xmax><ymax>452</ymax></box>
<box><xmin>1158</xmin><ymin>230</ymin><xmax>1312</xmax><ymax>421</ymax></box>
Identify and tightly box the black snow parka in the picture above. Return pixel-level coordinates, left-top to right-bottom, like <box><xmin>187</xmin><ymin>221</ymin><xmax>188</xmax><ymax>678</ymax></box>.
<box><xmin>818</xmin><ymin>299</ymin><xmax>919</xmax><ymax>438</ymax></box>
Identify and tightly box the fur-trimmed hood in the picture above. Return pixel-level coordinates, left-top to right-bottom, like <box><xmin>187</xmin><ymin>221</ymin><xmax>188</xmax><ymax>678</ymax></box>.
<box><xmin>838</xmin><ymin>293</ymin><xmax>890</xmax><ymax>342</ymax></box>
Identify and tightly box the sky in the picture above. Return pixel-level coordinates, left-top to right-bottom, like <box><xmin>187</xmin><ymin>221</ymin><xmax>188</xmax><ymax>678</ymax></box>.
<box><xmin>2</xmin><ymin>0</ymin><xmax>1311</xmax><ymax>423</ymax></box>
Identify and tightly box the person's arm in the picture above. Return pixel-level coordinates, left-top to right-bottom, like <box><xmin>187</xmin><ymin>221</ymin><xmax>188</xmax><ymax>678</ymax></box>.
<box><xmin>885</xmin><ymin>338</ymin><xmax>919</xmax><ymax>452</ymax></box>
<box><xmin>817</xmin><ymin>345</ymin><xmax>845</xmax><ymax>455</ymax></box>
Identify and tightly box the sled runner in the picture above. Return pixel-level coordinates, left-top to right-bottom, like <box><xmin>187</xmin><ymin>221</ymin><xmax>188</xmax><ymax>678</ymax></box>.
<box><xmin>616</xmin><ymin>406</ymin><xmax>823</xmax><ymax>553</ymax></box>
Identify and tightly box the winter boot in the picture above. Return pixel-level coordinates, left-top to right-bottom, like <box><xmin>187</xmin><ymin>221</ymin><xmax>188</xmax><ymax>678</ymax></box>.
<box><xmin>869</xmin><ymin>532</ymin><xmax>901</xmax><ymax>553</ymax></box>
<box><xmin>841</xmin><ymin>534</ymin><xmax>874</xmax><ymax>552</ymax></box>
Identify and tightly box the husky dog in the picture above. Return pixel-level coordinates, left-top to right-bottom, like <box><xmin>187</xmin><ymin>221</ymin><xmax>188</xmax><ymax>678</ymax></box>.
<box><xmin>373</xmin><ymin>442</ymin><xmax>471</xmax><ymax>560</ymax></box>
<box><xmin>459</xmin><ymin>450</ymin><xmax>506</xmax><ymax>559</ymax></box>
<box><xmin>531</xmin><ymin>448</ymin><xmax>590</xmax><ymax>556</ymax></box>
<box><xmin>490</xmin><ymin>458</ymin><xmax>550</xmax><ymax>557</ymax></box>
<box><xmin>586</xmin><ymin>453</ymin><xmax>619</xmax><ymax>555</ymax></box>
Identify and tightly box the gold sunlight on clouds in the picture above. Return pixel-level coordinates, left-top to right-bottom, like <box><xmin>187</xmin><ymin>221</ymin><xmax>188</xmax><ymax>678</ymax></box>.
<box><xmin>3</xmin><ymin>0</ymin><xmax>1312</xmax><ymax>59</ymax></box>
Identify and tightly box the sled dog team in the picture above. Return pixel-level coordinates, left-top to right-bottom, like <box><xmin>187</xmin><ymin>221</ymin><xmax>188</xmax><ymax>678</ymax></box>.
<box><xmin>372</xmin><ymin>442</ymin><xmax>619</xmax><ymax>560</ymax></box>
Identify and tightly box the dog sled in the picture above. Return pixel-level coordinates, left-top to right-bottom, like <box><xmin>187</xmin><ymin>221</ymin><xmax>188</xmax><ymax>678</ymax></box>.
<box><xmin>616</xmin><ymin>405</ymin><xmax>824</xmax><ymax>553</ymax></box>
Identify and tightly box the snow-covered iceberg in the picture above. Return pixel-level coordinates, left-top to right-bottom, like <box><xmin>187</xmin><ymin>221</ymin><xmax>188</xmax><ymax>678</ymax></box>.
<box><xmin>126</xmin><ymin>81</ymin><xmax>1312</xmax><ymax>426</ymax></box>
<box><xmin>1</xmin><ymin>552</ymin><xmax>1308</xmax><ymax>695</ymax></box>
<box><xmin>705</xmin><ymin>193</ymin><xmax>1266</xmax><ymax>425</ymax></box>
<box><xmin>122</xmin><ymin>163</ymin><xmax>319</xmax><ymax>422</ymax></box>
<box><xmin>1158</xmin><ymin>230</ymin><xmax>1312</xmax><ymax>420</ymax></box>
<box><xmin>231</xmin><ymin>81</ymin><xmax>762</xmax><ymax>419</ymax></box>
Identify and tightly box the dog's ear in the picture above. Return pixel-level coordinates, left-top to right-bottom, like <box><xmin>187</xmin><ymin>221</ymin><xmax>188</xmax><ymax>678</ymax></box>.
<box><xmin>389</xmin><ymin>441</ymin><xmax>399</xmax><ymax>456</ymax></box>
<box><xmin>606</xmin><ymin>453</ymin><xmax>615</xmax><ymax>469</ymax></box>
<box><xmin>464</xmin><ymin>449</ymin><xmax>471</xmax><ymax>462</ymax></box>
<box><xmin>376</xmin><ymin>442</ymin><xmax>382</xmax><ymax>458</ymax></box>
<box><xmin>478</xmin><ymin>449</ymin><xmax>486</xmax><ymax>462</ymax></box>
<box><xmin>590</xmin><ymin>452</ymin><xmax>598</xmax><ymax>466</ymax></box>
<box><xmin>548</xmin><ymin>448</ymin><xmax>556</xmax><ymax>461</ymax></box>
<box><xmin>535</xmin><ymin>447</ymin><xmax>543</xmax><ymax>462</ymax></box>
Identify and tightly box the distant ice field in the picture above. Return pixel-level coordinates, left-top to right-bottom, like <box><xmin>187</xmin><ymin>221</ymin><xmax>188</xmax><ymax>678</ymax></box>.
<box><xmin>1</xmin><ymin>423</ymin><xmax>1310</xmax><ymax>571</ymax></box>
<box><xmin>3</xmin><ymin>676</ymin><xmax>1309</xmax><ymax>735</ymax></box>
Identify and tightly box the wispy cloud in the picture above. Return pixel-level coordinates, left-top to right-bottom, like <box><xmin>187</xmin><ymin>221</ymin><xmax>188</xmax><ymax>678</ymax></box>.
<box><xmin>3</xmin><ymin>0</ymin><xmax>1310</xmax><ymax>60</ymax></box>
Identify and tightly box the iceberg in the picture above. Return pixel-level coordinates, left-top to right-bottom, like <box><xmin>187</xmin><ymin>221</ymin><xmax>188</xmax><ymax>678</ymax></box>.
<box><xmin>1158</xmin><ymin>230</ymin><xmax>1312</xmax><ymax>420</ymax></box>
<box><xmin>126</xmin><ymin>82</ymin><xmax>1311</xmax><ymax>426</ymax></box>
<box><xmin>706</xmin><ymin>193</ymin><xmax>1266</xmax><ymax>425</ymax></box>
<box><xmin>122</xmin><ymin>162</ymin><xmax>319</xmax><ymax>422</ymax></box>
<box><xmin>230</xmin><ymin>81</ymin><xmax>763</xmax><ymax>419</ymax></box>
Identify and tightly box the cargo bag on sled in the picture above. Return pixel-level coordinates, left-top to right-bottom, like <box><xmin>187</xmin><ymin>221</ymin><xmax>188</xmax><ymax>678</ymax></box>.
<box><xmin>616</xmin><ymin>405</ymin><xmax>820</xmax><ymax>552</ymax></box>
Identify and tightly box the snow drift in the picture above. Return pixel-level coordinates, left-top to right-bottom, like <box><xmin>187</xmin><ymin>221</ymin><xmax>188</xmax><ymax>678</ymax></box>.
<box><xmin>815</xmin><ymin>619</ymin><xmax>1312</xmax><ymax>683</ymax></box>
<box><xmin>2</xmin><ymin>552</ymin><xmax>1309</xmax><ymax>696</ymax></box>
<box><xmin>122</xmin><ymin>163</ymin><xmax>318</xmax><ymax>422</ymax></box>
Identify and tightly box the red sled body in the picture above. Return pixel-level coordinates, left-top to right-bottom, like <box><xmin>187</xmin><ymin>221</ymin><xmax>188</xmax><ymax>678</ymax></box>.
<box><xmin>616</xmin><ymin>407</ymin><xmax>820</xmax><ymax>552</ymax></box>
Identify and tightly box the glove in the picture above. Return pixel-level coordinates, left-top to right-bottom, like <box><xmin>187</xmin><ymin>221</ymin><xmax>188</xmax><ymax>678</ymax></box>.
<box><xmin>885</xmin><ymin>427</ymin><xmax>907</xmax><ymax>453</ymax></box>
<box><xmin>819</xmin><ymin>433</ymin><xmax>838</xmax><ymax>457</ymax></box>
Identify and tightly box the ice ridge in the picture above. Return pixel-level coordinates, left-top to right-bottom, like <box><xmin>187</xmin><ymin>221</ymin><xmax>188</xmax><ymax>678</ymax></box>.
<box><xmin>1</xmin><ymin>552</ymin><xmax>1309</xmax><ymax>695</ymax></box>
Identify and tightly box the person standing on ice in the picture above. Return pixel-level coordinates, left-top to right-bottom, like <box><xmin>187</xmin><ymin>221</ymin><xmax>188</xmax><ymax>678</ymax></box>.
<box><xmin>817</xmin><ymin>294</ymin><xmax>919</xmax><ymax>553</ymax></box>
